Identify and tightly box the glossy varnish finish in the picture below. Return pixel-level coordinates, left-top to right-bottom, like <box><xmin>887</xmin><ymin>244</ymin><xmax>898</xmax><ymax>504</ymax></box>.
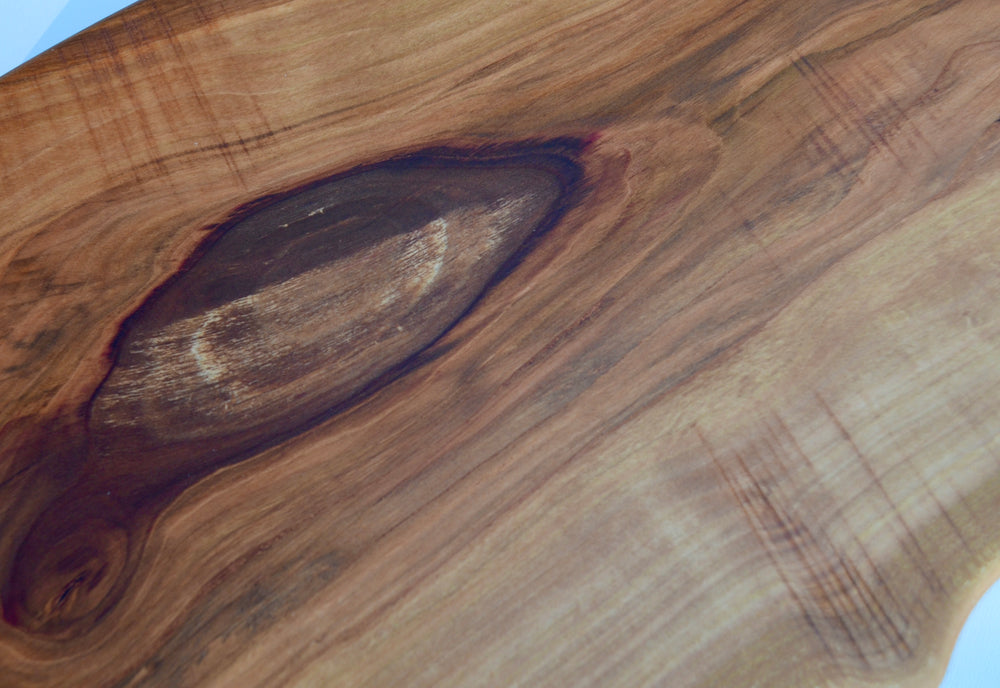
<box><xmin>1</xmin><ymin>0</ymin><xmax>1000</xmax><ymax>686</ymax></box>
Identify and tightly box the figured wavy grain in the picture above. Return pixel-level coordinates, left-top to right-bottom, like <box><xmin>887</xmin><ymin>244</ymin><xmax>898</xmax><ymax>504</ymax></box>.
<box><xmin>2</xmin><ymin>0</ymin><xmax>1000</xmax><ymax>687</ymax></box>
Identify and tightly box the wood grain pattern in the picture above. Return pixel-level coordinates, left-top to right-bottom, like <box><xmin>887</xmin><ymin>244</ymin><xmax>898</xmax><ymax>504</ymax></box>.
<box><xmin>1</xmin><ymin>0</ymin><xmax>999</xmax><ymax>686</ymax></box>
<box><xmin>2</xmin><ymin>142</ymin><xmax>583</xmax><ymax>637</ymax></box>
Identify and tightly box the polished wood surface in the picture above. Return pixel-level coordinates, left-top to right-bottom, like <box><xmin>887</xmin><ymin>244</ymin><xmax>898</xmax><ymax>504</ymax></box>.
<box><xmin>1</xmin><ymin>0</ymin><xmax>1000</xmax><ymax>685</ymax></box>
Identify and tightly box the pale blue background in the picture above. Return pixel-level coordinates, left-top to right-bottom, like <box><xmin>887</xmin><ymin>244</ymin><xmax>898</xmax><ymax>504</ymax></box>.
<box><xmin>0</xmin><ymin>3</ymin><xmax>997</xmax><ymax>686</ymax></box>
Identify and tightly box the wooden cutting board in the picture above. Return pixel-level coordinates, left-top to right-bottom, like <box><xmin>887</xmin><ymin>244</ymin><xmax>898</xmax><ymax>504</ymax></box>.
<box><xmin>1</xmin><ymin>0</ymin><xmax>999</xmax><ymax>685</ymax></box>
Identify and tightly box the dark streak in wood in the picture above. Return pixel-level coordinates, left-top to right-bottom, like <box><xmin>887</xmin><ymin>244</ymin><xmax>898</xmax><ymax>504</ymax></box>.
<box><xmin>814</xmin><ymin>392</ymin><xmax>945</xmax><ymax>595</ymax></box>
<box><xmin>702</xmin><ymin>412</ymin><xmax>922</xmax><ymax>672</ymax></box>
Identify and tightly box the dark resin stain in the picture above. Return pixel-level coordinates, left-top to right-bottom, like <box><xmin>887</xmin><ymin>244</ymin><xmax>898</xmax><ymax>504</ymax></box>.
<box><xmin>2</xmin><ymin>140</ymin><xmax>585</xmax><ymax>636</ymax></box>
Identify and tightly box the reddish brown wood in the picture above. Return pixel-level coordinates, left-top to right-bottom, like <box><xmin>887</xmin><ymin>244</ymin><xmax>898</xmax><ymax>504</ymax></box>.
<box><xmin>1</xmin><ymin>1</ymin><xmax>1000</xmax><ymax>686</ymax></box>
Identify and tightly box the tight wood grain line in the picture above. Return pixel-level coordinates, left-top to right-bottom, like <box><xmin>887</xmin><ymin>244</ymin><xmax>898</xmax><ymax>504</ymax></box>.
<box><xmin>1</xmin><ymin>1</ymin><xmax>1000</xmax><ymax>687</ymax></box>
